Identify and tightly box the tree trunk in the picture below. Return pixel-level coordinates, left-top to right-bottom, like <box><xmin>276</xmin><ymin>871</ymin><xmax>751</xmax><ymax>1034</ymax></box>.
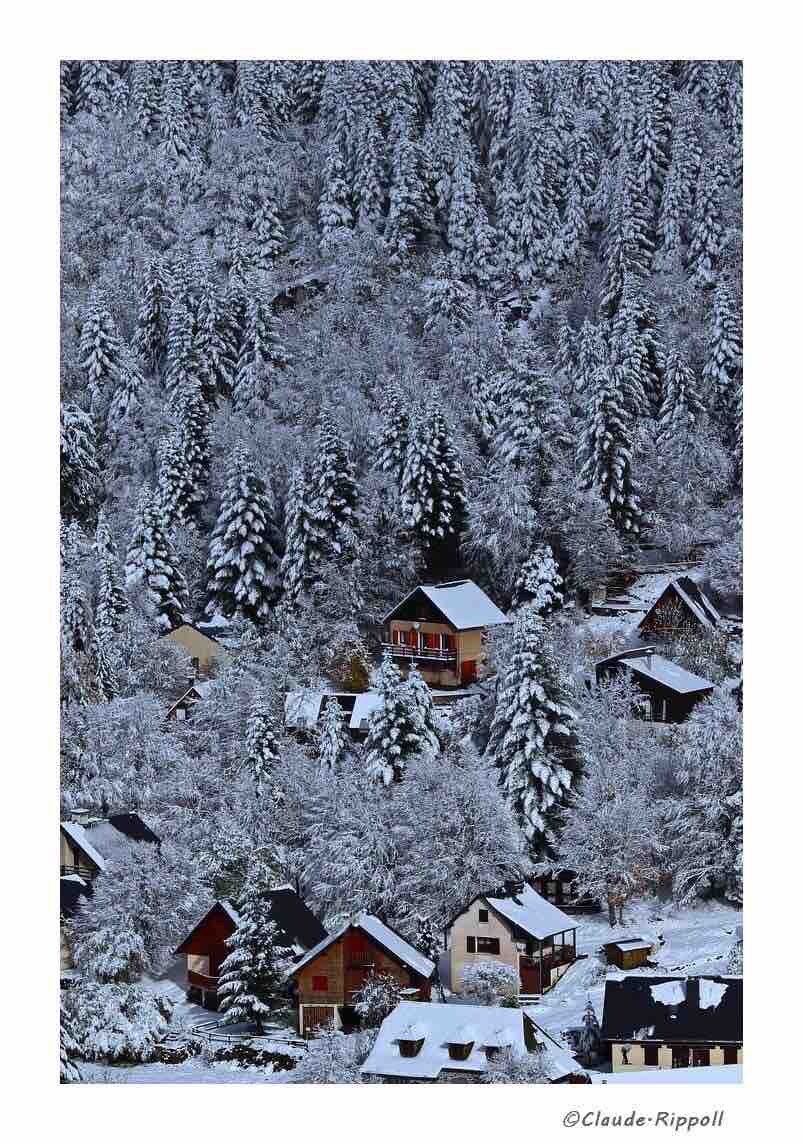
<box><xmin>607</xmin><ymin>897</ymin><xmax>617</xmax><ymax>926</ymax></box>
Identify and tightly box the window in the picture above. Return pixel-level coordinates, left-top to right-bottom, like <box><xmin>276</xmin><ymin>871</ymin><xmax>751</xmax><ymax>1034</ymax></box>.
<box><xmin>723</xmin><ymin>1046</ymin><xmax>738</xmax><ymax>1065</ymax></box>
<box><xmin>620</xmin><ymin>1046</ymin><xmax>630</xmax><ymax>1065</ymax></box>
<box><xmin>478</xmin><ymin>908</ymin><xmax>489</xmax><ymax>923</ymax></box>
<box><xmin>643</xmin><ymin>1045</ymin><xmax>659</xmax><ymax>1066</ymax></box>
<box><xmin>191</xmin><ymin>656</ymin><xmax>200</xmax><ymax>670</ymax></box>
<box><xmin>692</xmin><ymin>1048</ymin><xmax>710</xmax><ymax>1067</ymax></box>
<box><xmin>312</xmin><ymin>975</ymin><xmax>328</xmax><ymax>992</ymax></box>
<box><xmin>476</xmin><ymin>937</ymin><xmax>500</xmax><ymax>955</ymax></box>
<box><xmin>448</xmin><ymin>1042</ymin><xmax>474</xmax><ymax>1061</ymax></box>
<box><xmin>466</xmin><ymin>937</ymin><xmax>476</xmax><ymax>953</ymax></box>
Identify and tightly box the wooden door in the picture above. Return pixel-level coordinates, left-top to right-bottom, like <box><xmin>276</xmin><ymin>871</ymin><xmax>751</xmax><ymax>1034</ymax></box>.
<box><xmin>519</xmin><ymin>956</ymin><xmax>541</xmax><ymax>995</ymax></box>
<box><xmin>672</xmin><ymin>1046</ymin><xmax>690</xmax><ymax>1068</ymax></box>
<box><xmin>461</xmin><ymin>659</ymin><xmax>477</xmax><ymax>684</ymax></box>
<box><xmin>303</xmin><ymin>1005</ymin><xmax>335</xmax><ymax>1037</ymax></box>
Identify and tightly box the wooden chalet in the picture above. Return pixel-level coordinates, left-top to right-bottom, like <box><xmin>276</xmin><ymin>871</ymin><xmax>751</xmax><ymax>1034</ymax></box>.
<box><xmin>602</xmin><ymin>937</ymin><xmax>654</xmax><ymax>970</ymax></box>
<box><xmin>595</xmin><ymin>647</ymin><xmax>715</xmax><ymax>724</ymax></box>
<box><xmin>173</xmin><ymin>889</ymin><xmax>327</xmax><ymax>1011</ymax></box>
<box><xmin>601</xmin><ymin>975</ymin><xmax>742</xmax><ymax>1073</ymax></box>
<box><xmin>530</xmin><ymin>870</ymin><xmax>600</xmax><ymax>914</ymax></box>
<box><xmin>289</xmin><ymin>913</ymin><xmax>435</xmax><ymax>1038</ymax></box>
<box><xmin>360</xmin><ymin>1001</ymin><xmax>590</xmax><ymax>1083</ymax></box>
<box><xmin>60</xmin><ymin>812</ymin><xmax>161</xmax><ymax>880</ymax></box>
<box><xmin>159</xmin><ymin>621</ymin><xmax>232</xmax><ymax>679</ymax></box>
<box><xmin>382</xmin><ymin>580</ymin><xmax>510</xmax><ymax>687</ymax></box>
<box><xmin>447</xmin><ymin>883</ymin><xmax>577</xmax><ymax>999</ymax></box>
<box><xmin>165</xmin><ymin>679</ymin><xmax>216</xmax><ymax>723</ymax></box>
<box><xmin>638</xmin><ymin>577</ymin><xmax>721</xmax><ymax>640</ymax></box>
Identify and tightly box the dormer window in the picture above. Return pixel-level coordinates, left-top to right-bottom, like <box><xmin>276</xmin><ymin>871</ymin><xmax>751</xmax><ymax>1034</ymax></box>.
<box><xmin>398</xmin><ymin>1037</ymin><xmax>425</xmax><ymax>1058</ymax></box>
<box><xmin>447</xmin><ymin>1041</ymin><xmax>474</xmax><ymax>1061</ymax></box>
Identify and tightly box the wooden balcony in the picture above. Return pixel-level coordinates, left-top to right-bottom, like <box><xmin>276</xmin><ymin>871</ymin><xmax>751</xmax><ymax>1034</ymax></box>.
<box><xmin>188</xmin><ymin>969</ymin><xmax>220</xmax><ymax>991</ymax></box>
<box><xmin>382</xmin><ymin>642</ymin><xmax>457</xmax><ymax>663</ymax></box>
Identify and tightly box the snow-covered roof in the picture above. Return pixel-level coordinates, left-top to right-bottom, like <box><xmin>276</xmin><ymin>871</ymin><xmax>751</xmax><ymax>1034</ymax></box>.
<box><xmin>361</xmin><ymin>1002</ymin><xmax>586</xmax><ymax>1081</ymax></box>
<box><xmin>61</xmin><ymin>821</ymin><xmax>107</xmax><ymax>872</ymax></box>
<box><xmin>384</xmin><ymin>580</ymin><xmax>510</xmax><ymax>631</ymax></box>
<box><xmin>484</xmin><ymin>884</ymin><xmax>577</xmax><ymax>941</ymax></box>
<box><xmin>597</xmin><ymin>649</ymin><xmax>714</xmax><ymax>695</ymax></box>
<box><xmin>671</xmin><ymin>578</ymin><xmax>720</xmax><ymax>629</ymax></box>
<box><xmin>602</xmin><ymin>976</ymin><xmax>742</xmax><ymax>1043</ymax></box>
<box><xmin>289</xmin><ymin>913</ymin><xmax>434</xmax><ymax>981</ymax></box>
<box><xmin>360</xmin><ymin>1002</ymin><xmax>528</xmax><ymax>1080</ymax></box>
<box><xmin>614</xmin><ymin>939</ymin><xmax>653</xmax><ymax>952</ymax></box>
<box><xmin>350</xmin><ymin>691</ymin><xmax>382</xmax><ymax>731</ymax></box>
<box><xmin>284</xmin><ymin>689</ymin><xmax>326</xmax><ymax>729</ymax></box>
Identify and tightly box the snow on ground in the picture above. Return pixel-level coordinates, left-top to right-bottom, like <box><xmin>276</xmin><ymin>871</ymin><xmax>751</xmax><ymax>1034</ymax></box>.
<box><xmin>79</xmin><ymin>1060</ymin><xmax>292</xmax><ymax>1084</ymax></box>
<box><xmin>524</xmin><ymin>898</ymin><xmax>741</xmax><ymax>1060</ymax></box>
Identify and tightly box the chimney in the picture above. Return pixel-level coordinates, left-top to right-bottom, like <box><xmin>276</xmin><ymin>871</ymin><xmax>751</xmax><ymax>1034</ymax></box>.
<box><xmin>70</xmin><ymin>808</ymin><xmax>93</xmax><ymax>826</ymax></box>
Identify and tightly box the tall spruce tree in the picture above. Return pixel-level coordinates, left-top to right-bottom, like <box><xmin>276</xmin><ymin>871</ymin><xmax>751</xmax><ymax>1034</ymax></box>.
<box><xmin>579</xmin><ymin>359</ymin><xmax>643</xmax><ymax>537</ymax></box>
<box><xmin>310</xmin><ymin>410</ymin><xmax>359</xmax><ymax>558</ymax></box>
<box><xmin>486</xmin><ymin>608</ymin><xmax>581</xmax><ymax>848</ymax></box>
<box><xmin>657</xmin><ymin>350</ymin><xmax>704</xmax><ymax>449</ymax></box>
<box><xmin>94</xmin><ymin>510</ymin><xmax>129</xmax><ymax>641</ymax></box>
<box><xmin>244</xmin><ymin>693</ymin><xmax>280</xmax><ymax>791</ymax></box>
<box><xmin>125</xmin><ymin>490</ymin><xmax>188</xmax><ymax>631</ymax></box>
<box><xmin>205</xmin><ymin>446</ymin><xmax>282</xmax><ymax>623</ymax></box>
<box><xmin>365</xmin><ymin>653</ymin><xmax>431</xmax><ymax>785</ymax></box>
<box><xmin>401</xmin><ymin>401</ymin><xmax>467</xmax><ymax>559</ymax></box>
<box><xmin>132</xmin><ymin>256</ymin><xmax>170</xmax><ymax>374</ymax></box>
<box><xmin>318</xmin><ymin>697</ymin><xmax>346</xmax><ymax>772</ymax></box>
<box><xmin>232</xmin><ymin>295</ymin><xmax>290</xmax><ymax>412</ymax></box>
<box><xmin>280</xmin><ymin>462</ymin><xmax>319</xmax><ymax>605</ymax></box>
<box><xmin>218</xmin><ymin>860</ymin><xmax>292</xmax><ymax>1033</ymax></box>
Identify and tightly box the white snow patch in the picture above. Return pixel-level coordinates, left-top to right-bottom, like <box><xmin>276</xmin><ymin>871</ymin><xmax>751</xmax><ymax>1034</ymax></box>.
<box><xmin>699</xmin><ymin>979</ymin><xmax>728</xmax><ymax>1010</ymax></box>
<box><xmin>650</xmin><ymin>980</ymin><xmax>687</xmax><ymax>1007</ymax></box>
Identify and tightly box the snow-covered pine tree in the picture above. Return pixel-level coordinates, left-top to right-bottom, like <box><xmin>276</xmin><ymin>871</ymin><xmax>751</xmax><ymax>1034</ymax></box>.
<box><xmin>517</xmin><ymin>132</ymin><xmax>561</xmax><ymax>283</ymax></box>
<box><xmin>158</xmin><ymin>379</ymin><xmax>211</xmax><ymax>529</ymax></box>
<box><xmin>232</xmin><ymin>294</ymin><xmax>290</xmax><ymax>412</ymax></box>
<box><xmin>61</xmin><ymin>403</ymin><xmax>101</xmax><ymax>523</ymax></box>
<box><xmin>634</xmin><ymin>61</ymin><xmax>671</xmax><ymax>211</ymax></box>
<box><xmin>252</xmin><ymin>187</ymin><xmax>287</xmax><ymax>270</ymax></box>
<box><xmin>422</xmin><ymin>256</ymin><xmax>473</xmax><ymax>332</ymax></box>
<box><xmin>401</xmin><ymin>401</ymin><xmax>467</xmax><ymax>559</ymax></box>
<box><xmin>578</xmin><ymin>359</ymin><xmax>643</xmax><ymax>537</ymax></box>
<box><xmin>132</xmin><ymin>256</ymin><xmax>170</xmax><ymax>374</ymax></box>
<box><xmin>657</xmin><ymin>350</ymin><xmax>704</xmax><ymax>450</ymax></box>
<box><xmin>125</xmin><ymin>489</ymin><xmax>188</xmax><ymax>631</ymax></box>
<box><xmin>130</xmin><ymin>60</ymin><xmax>161</xmax><ymax>137</ymax></box>
<box><xmin>404</xmin><ymin>663</ymin><xmax>443</xmax><ymax>755</ymax></box>
<box><xmin>702</xmin><ymin>281</ymin><xmax>742</xmax><ymax>421</ymax></box>
<box><xmin>385</xmin><ymin>137</ymin><xmax>427</xmax><ymax>269</ymax></box>
<box><xmin>319</xmin><ymin>133</ymin><xmax>354</xmax><ymax>251</ymax></box>
<box><xmin>280</xmin><ymin>462</ymin><xmax>319</xmax><ymax>606</ymax></box>
<box><xmin>317</xmin><ymin>697</ymin><xmax>346</xmax><ymax>772</ymax></box>
<box><xmin>512</xmin><ymin>545</ymin><xmax>565</xmax><ymax>615</ymax></box>
<box><xmin>205</xmin><ymin>445</ymin><xmax>282</xmax><ymax>623</ymax></box>
<box><xmin>94</xmin><ymin>509</ymin><xmax>128</xmax><ymax>640</ymax></box>
<box><xmin>75</xmin><ymin>60</ymin><xmax>116</xmax><ymax>117</ymax></box>
<box><xmin>353</xmin><ymin>118</ymin><xmax>387</xmax><ymax>229</ymax></box>
<box><xmin>599</xmin><ymin>141</ymin><xmax>654</xmax><ymax>318</ymax></box>
<box><xmin>244</xmin><ymin>692</ymin><xmax>280</xmax><ymax>790</ymax></box>
<box><xmin>374</xmin><ymin>383</ymin><xmax>410</xmax><ymax>489</ymax></box>
<box><xmin>79</xmin><ymin>294</ymin><xmax>129</xmax><ymax>421</ymax></box>
<box><xmin>495</xmin><ymin>166</ymin><xmax>523</xmax><ymax>279</ymax></box>
<box><xmin>60</xmin><ymin>994</ymin><xmax>82</xmax><ymax>1083</ymax></box>
<box><xmin>365</xmin><ymin>653</ymin><xmax>430</xmax><ymax>785</ymax></box>
<box><xmin>309</xmin><ymin>409</ymin><xmax>359</xmax><ymax>558</ymax></box>
<box><xmin>576</xmin><ymin>998</ymin><xmax>602</xmax><ymax>1066</ymax></box>
<box><xmin>493</xmin><ymin>337</ymin><xmax>563</xmax><ymax>470</ymax></box>
<box><xmin>217</xmin><ymin>860</ymin><xmax>293</xmax><ymax>1033</ymax></box>
<box><xmin>687</xmin><ymin>147</ymin><xmax>727</xmax><ymax>289</ymax></box>
<box><xmin>486</xmin><ymin>607</ymin><xmax>581</xmax><ymax>847</ymax></box>
<box><xmin>159</xmin><ymin>61</ymin><xmax>193</xmax><ymax>166</ymax></box>
<box><xmin>195</xmin><ymin>281</ymin><xmax>238</xmax><ymax>401</ymax></box>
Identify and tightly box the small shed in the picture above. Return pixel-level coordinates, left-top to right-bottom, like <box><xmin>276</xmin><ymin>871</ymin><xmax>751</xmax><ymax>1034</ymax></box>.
<box><xmin>595</xmin><ymin>647</ymin><xmax>714</xmax><ymax>723</ymax></box>
<box><xmin>603</xmin><ymin>937</ymin><xmax>653</xmax><ymax>970</ymax></box>
<box><xmin>638</xmin><ymin>577</ymin><xmax>720</xmax><ymax>639</ymax></box>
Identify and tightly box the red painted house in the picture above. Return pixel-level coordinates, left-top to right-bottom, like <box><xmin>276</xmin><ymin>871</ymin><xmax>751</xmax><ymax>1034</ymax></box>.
<box><xmin>288</xmin><ymin>913</ymin><xmax>435</xmax><ymax>1038</ymax></box>
<box><xmin>173</xmin><ymin>888</ymin><xmax>327</xmax><ymax>1010</ymax></box>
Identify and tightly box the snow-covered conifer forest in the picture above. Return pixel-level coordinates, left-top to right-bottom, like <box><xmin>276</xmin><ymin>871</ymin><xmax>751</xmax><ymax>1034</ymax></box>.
<box><xmin>60</xmin><ymin>58</ymin><xmax>742</xmax><ymax>1084</ymax></box>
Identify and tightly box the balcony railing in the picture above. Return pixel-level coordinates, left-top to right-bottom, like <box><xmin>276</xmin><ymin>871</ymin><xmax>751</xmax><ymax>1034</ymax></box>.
<box><xmin>188</xmin><ymin>969</ymin><xmax>220</xmax><ymax>991</ymax></box>
<box><xmin>382</xmin><ymin>642</ymin><xmax>457</xmax><ymax>663</ymax></box>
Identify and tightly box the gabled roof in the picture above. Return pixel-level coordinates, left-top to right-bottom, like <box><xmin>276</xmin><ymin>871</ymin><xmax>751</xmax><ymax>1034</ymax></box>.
<box><xmin>601</xmin><ymin>976</ymin><xmax>742</xmax><ymax>1044</ymax></box>
<box><xmin>161</xmin><ymin>620</ymin><xmax>226</xmax><ymax>646</ymax></box>
<box><xmin>596</xmin><ymin>649</ymin><xmax>714</xmax><ymax>696</ymax></box>
<box><xmin>640</xmin><ymin>577</ymin><xmax>720</xmax><ymax>632</ymax></box>
<box><xmin>173</xmin><ymin>891</ymin><xmax>327</xmax><ymax>957</ymax></box>
<box><xmin>289</xmin><ymin>913</ymin><xmax>435</xmax><ymax>981</ymax></box>
<box><xmin>106</xmin><ymin>813</ymin><xmax>161</xmax><ymax>845</ymax></box>
<box><xmin>60</xmin><ymin>822</ymin><xmax>107</xmax><ymax>871</ymax></box>
<box><xmin>165</xmin><ymin>680</ymin><xmax>217</xmax><ymax>719</ymax></box>
<box><xmin>360</xmin><ymin>1002</ymin><xmax>587</xmax><ymax>1081</ymax></box>
<box><xmin>60</xmin><ymin>874</ymin><xmax>92</xmax><ymax>919</ymax></box>
<box><xmin>61</xmin><ymin>813</ymin><xmax>160</xmax><ymax>872</ymax></box>
<box><xmin>450</xmin><ymin>885</ymin><xmax>577</xmax><ymax>942</ymax></box>
<box><xmin>383</xmin><ymin>580</ymin><xmax>510</xmax><ymax>631</ymax></box>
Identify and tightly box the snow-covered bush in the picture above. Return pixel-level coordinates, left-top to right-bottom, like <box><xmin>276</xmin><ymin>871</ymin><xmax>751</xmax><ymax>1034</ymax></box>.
<box><xmin>62</xmin><ymin>982</ymin><xmax>173</xmax><ymax>1063</ymax></box>
<box><xmin>459</xmin><ymin>960</ymin><xmax>519</xmax><ymax>1006</ymax></box>
<box><xmin>353</xmin><ymin>972</ymin><xmax>405</xmax><ymax>1028</ymax></box>
<box><xmin>289</xmin><ymin>1023</ymin><xmax>375</xmax><ymax>1083</ymax></box>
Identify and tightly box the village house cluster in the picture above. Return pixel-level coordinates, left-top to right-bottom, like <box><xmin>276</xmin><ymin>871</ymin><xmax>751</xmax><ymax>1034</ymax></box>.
<box><xmin>60</xmin><ymin>571</ymin><xmax>742</xmax><ymax>1080</ymax></box>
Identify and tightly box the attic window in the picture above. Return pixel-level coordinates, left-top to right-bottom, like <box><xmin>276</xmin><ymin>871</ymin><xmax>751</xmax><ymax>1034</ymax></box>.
<box><xmin>478</xmin><ymin>908</ymin><xmax>489</xmax><ymax>923</ymax></box>
<box><xmin>448</xmin><ymin>1041</ymin><xmax>475</xmax><ymax>1061</ymax></box>
<box><xmin>398</xmin><ymin>1037</ymin><xmax>425</xmax><ymax>1058</ymax></box>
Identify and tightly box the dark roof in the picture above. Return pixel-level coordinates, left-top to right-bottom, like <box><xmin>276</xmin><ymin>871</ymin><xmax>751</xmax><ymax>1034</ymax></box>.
<box><xmin>60</xmin><ymin>875</ymin><xmax>92</xmax><ymax>919</ymax></box>
<box><xmin>640</xmin><ymin>577</ymin><xmax>720</xmax><ymax>631</ymax></box>
<box><xmin>266</xmin><ymin>886</ymin><xmax>328</xmax><ymax>950</ymax></box>
<box><xmin>107</xmin><ymin>813</ymin><xmax>161</xmax><ymax>846</ymax></box>
<box><xmin>601</xmin><ymin>976</ymin><xmax>742</xmax><ymax>1044</ymax></box>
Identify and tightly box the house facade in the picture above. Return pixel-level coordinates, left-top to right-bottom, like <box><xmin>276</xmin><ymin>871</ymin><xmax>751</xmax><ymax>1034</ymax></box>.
<box><xmin>530</xmin><ymin>870</ymin><xmax>600</xmax><ymax>913</ymax></box>
<box><xmin>447</xmin><ymin>884</ymin><xmax>577</xmax><ymax>998</ymax></box>
<box><xmin>638</xmin><ymin>577</ymin><xmax>721</xmax><ymax>640</ymax></box>
<box><xmin>360</xmin><ymin>1001</ymin><xmax>589</xmax><ymax>1083</ymax></box>
<box><xmin>595</xmin><ymin>648</ymin><xmax>715</xmax><ymax>723</ymax></box>
<box><xmin>289</xmin><ymin>913</ymin><xmax>435</xmax><ymax>1038</ymax></box>
<box><xmin>382</xmin><ymin>580</ymin><xmax>509</xmax><ymax>687</ymax></box>
<box><xmin>601</xmin><ymin>975</ymin><xmax>743</xmax><ymax>1073</ymax></box>
<box><xmin>173</xmin><ymin>889</ymin><xmax>328</xmax><ymax>1011</ymax></box>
